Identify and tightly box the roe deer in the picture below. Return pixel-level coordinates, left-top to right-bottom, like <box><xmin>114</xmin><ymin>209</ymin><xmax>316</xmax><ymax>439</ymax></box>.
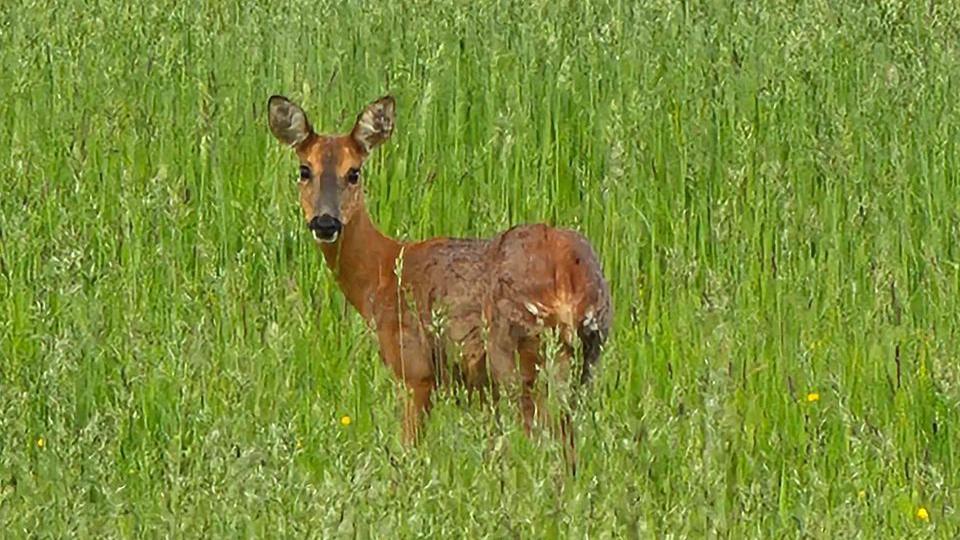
<box><xmin>267</xmin><ymin>95</ymin><xmax>612</xmax><ymax>467</ymax></box>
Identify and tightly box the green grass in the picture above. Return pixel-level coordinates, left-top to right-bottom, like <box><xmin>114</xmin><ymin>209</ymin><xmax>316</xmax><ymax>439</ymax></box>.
<box><xmin>2</xmin><ymin>0</ymin><xmax>960</xmax><ymax>536</ymax></box>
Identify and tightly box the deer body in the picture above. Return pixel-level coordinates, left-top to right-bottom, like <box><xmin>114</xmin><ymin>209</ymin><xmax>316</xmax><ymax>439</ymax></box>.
<box><xmin>268</xmin><ymin>95</ymin><xmax>612</xmax><ymax>452</ymax></box>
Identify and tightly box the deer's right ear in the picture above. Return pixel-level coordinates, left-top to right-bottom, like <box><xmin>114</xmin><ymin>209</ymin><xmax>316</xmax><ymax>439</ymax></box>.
<box><xmin>267</xmin><ymin>96</ymin><xmax>314</xmax><ymax>148</ymax></box>
<box><xmin>351</xmin><ymin>96</ymin><xmax>395</xmax><ymax>154</ymax></box>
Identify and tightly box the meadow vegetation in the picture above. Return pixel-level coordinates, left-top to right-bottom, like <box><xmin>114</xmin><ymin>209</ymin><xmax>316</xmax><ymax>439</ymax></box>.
<box><xmin>2</xmin><ymin>0</ymin><xmax>960</xmax><ymax>536</ymax></box>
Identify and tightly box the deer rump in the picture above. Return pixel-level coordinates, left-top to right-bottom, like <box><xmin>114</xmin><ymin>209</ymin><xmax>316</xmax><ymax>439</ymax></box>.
<box><xmin>395</xmin><ymin>223</ymin><xmax>613</xmax><ymax>391</ymax></box>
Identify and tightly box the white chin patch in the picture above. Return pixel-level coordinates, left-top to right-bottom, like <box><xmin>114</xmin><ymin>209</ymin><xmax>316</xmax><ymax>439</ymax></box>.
<box><xmin>313</xmin><ymin>231</ymin><xmax>339</xmax><ymax>244</ymax></box>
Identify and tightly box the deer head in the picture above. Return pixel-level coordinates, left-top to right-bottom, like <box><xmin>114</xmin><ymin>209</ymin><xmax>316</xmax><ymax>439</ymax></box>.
<box><xmin>267</xmin><ymin>95</ymin><xmax>395</xmax><ymax>243</ymax></box>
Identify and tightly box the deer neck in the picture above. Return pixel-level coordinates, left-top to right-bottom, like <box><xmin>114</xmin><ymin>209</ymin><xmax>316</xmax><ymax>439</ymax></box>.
<box><xmin>318</xmin><ymin>200</ymin><xmax>400</xmax><ymax>320</ymax></box>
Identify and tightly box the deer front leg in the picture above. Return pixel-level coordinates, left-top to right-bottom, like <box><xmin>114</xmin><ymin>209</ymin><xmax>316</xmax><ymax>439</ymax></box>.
<box><xmin>486</xmin><ymin>324</ymin><xmax>532</xmax><ymax>429</ymax></box>
<box><xmin>377</xmin><ymin>317</ymin><xmax>435</xmax><ymax>445</ymax></box>
<box><xmin>401</xmin><ymin>378</ymin><xmax>434</xmax><ymax>445</ymax></box>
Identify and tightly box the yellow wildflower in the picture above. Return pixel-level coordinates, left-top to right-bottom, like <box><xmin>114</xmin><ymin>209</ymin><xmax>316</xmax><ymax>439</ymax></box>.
<box><xmin>857</xmin><ymin>490</ymin><xmax>866</xmax><ymax>500</ymax></box>
<box><xmin>36</xmin><ymin>437</ymin><xmax>45</xmax><ymax>449</ymax></box>
<box><xmin>806</xmin><ymin>392</ymin><xmax>820</xmax><ymax>403</ymax></box>
<box><xmin>340</xmin><ymin>415</ymin><xmax>352</xmax><ymax>427</ymax></box>
<box><xmin>916</xmin><ymin>507</ymin><xmax>929</xmax><ymax>521</ymax></box>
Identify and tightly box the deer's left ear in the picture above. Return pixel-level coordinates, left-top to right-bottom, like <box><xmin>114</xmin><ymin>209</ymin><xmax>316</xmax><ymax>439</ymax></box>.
<box><xmin>351</xmin><ymin>96</ymin><xmax>395</xmax><ymax>154</ymax></box>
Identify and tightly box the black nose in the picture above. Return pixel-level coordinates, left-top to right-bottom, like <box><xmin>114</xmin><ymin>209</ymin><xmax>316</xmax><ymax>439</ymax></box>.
<box><xmin>308</xmin><ymin>214</ymin><xmax>342</xmax><ymax>239</ymax></box>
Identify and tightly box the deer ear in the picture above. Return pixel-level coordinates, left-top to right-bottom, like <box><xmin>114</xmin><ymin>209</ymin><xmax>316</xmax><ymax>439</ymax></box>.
<box><xmin>267</xmin><ymin>95</ymin><xmax>314</xmax><ymax>147</ymax></box>
<box><xmin>351</xmin><ymin>96</ymin><xmax>395</xmax><ymax>154</ymax></box>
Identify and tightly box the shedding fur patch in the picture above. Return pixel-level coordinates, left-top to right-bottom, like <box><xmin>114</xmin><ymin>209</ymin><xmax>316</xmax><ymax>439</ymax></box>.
<box><xmin>552</xmin><ymin>289</ymin><xmax>576</xmax><ymax>328</ymax></box>
<box><xmin>583</xmin><ymin>307</ymin><xmax>599</xmax><ymax>332</ymax></box>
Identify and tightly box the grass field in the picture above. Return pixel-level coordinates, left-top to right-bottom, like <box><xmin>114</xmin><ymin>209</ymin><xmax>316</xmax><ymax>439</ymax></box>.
<box><xmin>3</xmin><ymin>0</ymin><xmax>960</xmax><ymax>536</ymax></box>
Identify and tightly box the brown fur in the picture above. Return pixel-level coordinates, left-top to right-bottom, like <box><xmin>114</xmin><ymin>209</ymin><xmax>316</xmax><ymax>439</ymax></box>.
<box><xmin>268</xmin><ymin>95</ymin><xmax>613</xmax><ymax>467</ymax></box>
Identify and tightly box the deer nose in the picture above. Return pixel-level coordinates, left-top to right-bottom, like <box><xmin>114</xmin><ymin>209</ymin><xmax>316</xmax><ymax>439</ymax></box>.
<box><xmin>308</xmin><ymin>214</ymin><xmax>342</xmax><ymax>241</ymax></box>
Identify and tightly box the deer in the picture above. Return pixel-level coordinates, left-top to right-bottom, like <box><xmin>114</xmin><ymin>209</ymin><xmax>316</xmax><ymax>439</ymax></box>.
<box><xmin>267</xmin><ymin>94</ymin><xmax>612</xmax><ymax>469</ymax></box>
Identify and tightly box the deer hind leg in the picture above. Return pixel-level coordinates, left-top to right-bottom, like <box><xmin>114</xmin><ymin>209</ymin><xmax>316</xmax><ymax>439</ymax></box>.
<box><xmin>485</xmin><ymin>321</ymin><xmax>525</xmax><ymax>420</ymax></box>
<box><xmin>555</xmin><ymin>338</ymin><xmax>579</xmax><ymax>475</ymax></box>
<box><xmin>516</xmin><ymin>336</ymin><xmax>543</xmax><ymax>435</ymax></box>
<box><xmin>529</xmin><ymin>333</ymin><xmax>579</xmax><ymax>475</ymax></box>
<box><xmin>487</xmin><ymin>326</ymin><xmax>579</xmax><ymax>475</ymax></box>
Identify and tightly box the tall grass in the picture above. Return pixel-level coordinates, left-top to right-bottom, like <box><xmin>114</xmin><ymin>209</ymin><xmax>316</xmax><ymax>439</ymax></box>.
<box><xmin>2</xmin><ymin>0</ymin><xmax>960</xmax><ymax>536</ymax></box>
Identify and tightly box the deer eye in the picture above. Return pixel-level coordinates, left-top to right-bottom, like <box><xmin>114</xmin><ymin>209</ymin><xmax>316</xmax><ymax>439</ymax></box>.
<box><xmin>346</xmin><ymin>168</ymin><xmax>360</xmax><ymax>184</ymax></box>
<box><xmin>299</xmin><ymin>165</ymin><xmax>311</xmax><ymax>180</ymax></box>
